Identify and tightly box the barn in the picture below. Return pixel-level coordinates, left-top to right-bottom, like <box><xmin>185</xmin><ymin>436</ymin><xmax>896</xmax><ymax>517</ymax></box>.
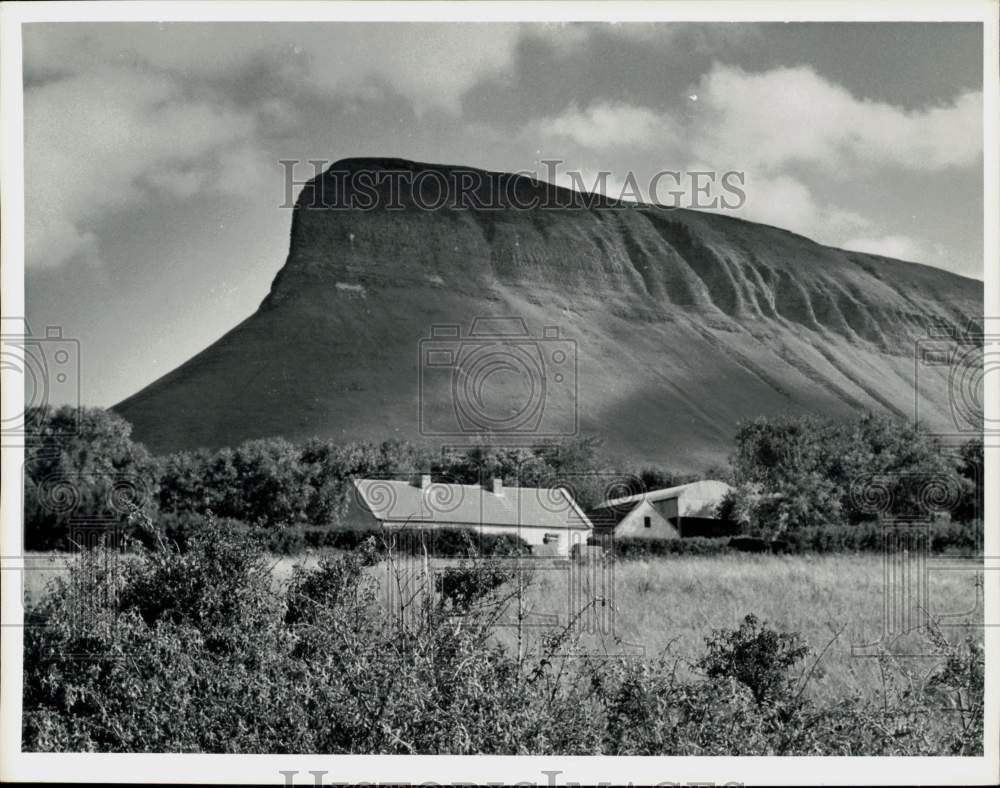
<box><xmin>588</xmin><ymin>480</ymin><xmax>733</xmax><ymax>540</ymax></box>
<box><xmin>344</xmin><ymin>475</ymin><xmax>594</xmax><ymax>556</ymax></box>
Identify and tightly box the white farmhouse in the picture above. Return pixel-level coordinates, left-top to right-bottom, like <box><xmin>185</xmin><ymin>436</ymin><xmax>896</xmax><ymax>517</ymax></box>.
<box><xmin>344</xmin><ymin>475</ymin><xmax>593</xmax><ymax>556</ymax></box>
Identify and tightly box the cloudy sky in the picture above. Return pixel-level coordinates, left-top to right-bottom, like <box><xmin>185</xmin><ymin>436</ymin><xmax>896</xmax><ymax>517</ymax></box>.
<box><xmin>23</xmin><ymin>22</ymin><xmax>984</xmax><ymax>406</ymax></box>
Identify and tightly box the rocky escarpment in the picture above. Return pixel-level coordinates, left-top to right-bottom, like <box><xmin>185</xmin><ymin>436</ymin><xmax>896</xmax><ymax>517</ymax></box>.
<box><xmin>115</xmin><ymin>158</ymin><xmax>982</xmax><ymax>467</ymax></box>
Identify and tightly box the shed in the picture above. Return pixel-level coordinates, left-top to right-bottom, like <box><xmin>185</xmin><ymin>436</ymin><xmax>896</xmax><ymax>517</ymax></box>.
<box><xmin>588</xmin><ymin>480</ymin><xmax>733</xmax><ymax>540</ymax></box>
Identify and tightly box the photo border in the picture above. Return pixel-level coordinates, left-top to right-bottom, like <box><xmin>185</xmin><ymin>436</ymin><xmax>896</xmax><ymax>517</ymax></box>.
<box><xmin>1</xmin><ymin>1</ymin><xmax>997</xmax><ymax>784</ymax></box>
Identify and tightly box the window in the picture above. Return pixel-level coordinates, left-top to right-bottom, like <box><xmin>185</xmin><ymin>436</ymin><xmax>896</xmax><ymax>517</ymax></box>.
<box><xmin>543</xmin><ymin>533</ymin><xmax>560</xmax><ymax>544</ymax></box>
<box><xmin>644</xmin><ymin>516</ymin><xmax>652</xmax><ymax>529</ymax></box>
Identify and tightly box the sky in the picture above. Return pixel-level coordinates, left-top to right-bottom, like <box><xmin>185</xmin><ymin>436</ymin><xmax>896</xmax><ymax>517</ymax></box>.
<box><xmin>22</xmin><ymin>21</ymin><xmax>985</xmax><ymax>407</ymax></box>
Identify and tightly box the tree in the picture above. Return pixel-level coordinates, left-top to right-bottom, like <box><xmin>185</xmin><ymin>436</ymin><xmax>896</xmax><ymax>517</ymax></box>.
<box><xmin>838</xmin><ymin>414</ymin><xmax>958</xmax><ymax>522</ymax></box>
<box><xmin>727</xmin><ymin>416</ymin><xmax>844</xmax><ymax>534</ymax></box>
<box><xmin>723</xmin><ymin>413</ymin><xmax>965</xmax><ymax>535</ymax></box>
<box><xmin>953</xmin><ymin>437</ymin><xmax>983</xmax><ymax>523</ymax></box>
<box><xmin>229</xmin><ymin>438</ymin><xmax>314</xmax><ymax>525</ymax></box>
<box><xmin>24</xmin><ymin>406</ymin><xmax>158</xmax><ymax>549</ymax></box>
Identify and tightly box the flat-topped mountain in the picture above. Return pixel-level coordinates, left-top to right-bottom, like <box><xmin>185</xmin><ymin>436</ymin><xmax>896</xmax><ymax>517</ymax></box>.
<box><xmin>114</xmin><ymin>158</ymin><xmax>982</xmax><ymax>467</ymax></box>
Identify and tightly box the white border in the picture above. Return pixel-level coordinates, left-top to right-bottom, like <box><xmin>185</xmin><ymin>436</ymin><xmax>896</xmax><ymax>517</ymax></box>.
<box><xmin>1</xmin><ymin>1</ymin><xmax>998</xmax><ymax>785</ymax></box>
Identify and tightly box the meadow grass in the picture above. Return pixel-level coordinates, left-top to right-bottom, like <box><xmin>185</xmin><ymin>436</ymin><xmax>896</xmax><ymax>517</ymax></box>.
<box><xmin>521</xmin><ymin>553</ymin><xmax>981</xmax><ymax>702</ymax></box>
<box><xmin>263</xmin><ymin>550</ymin><xmax>982</xmax><ymax>703</ymax></box>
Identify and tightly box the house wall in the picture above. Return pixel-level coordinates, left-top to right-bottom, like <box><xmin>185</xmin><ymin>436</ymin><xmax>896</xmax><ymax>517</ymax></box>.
<box><xmin>336</xmin><ymin>492</ymin><xmax>382</xmax><ymax>530</ymax></box>
<box><xmin>381</xmin><ymin>520</ymin><xmax>589</xmax><ymax>557</ymax></box>
<box><xmin>614</xmin><ymin>500</ymin><xmax>680</xmax><ymax>540</ymax></box>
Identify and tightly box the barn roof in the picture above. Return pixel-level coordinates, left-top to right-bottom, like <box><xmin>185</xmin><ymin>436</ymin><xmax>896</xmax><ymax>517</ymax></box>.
<box><xmin>594</xmin><ymin>479</ymin><xmax>731</xmax><ymax>509</ymax></box>
<box><xmin>352</xmin><ymin>478</ymin><xmax>593</xmax><ymax>530</ymax></box>
<box><xmin>586</xmin><ymin>499</ymin><xmax>642</xmax><ymax>532</ymax></box>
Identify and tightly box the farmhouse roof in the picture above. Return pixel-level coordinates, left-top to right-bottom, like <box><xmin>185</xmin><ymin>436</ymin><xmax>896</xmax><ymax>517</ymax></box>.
<box><xmin>352</xmin><ymin>478</ymin><xmax>593</xmax><ymax>530</ymax></box>
<box><xmin>593</xmin><ymin>479</ymin><xmax>731</xmax><ymax>509</ymax></box>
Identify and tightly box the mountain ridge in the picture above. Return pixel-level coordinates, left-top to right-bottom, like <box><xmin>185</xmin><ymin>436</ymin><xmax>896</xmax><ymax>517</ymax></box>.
<box><xmin>114</xmin><ymin>158</ymin><xmax>982</xmax><ymax>467</ymax></box>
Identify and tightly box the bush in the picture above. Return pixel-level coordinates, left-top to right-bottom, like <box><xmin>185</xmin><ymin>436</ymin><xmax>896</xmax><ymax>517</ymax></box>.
<box><xmin>22</xmin><ymin>515</ymin><xmax>984</xmax><ymax>755</ymax></box>
<box><xmin>728</xmin><ymin>536</ymin><xmax>770</xmax><ymax>553</ymax></box>
<box><xmin>696</xmin><ymin>614</ymin><xmax>809</xmax><ymax>704</ymax></box>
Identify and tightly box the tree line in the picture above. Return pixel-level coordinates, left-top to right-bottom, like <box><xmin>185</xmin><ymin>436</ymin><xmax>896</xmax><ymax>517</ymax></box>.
<box><xmin>720</xmin><ymin>414</ymin><xmax>981</xmax><ymax>536</ymax></box>
<box><xmin>22</xmin><ymin>406</ymin><xmax>981</xmax><ymax>551</ymax></box>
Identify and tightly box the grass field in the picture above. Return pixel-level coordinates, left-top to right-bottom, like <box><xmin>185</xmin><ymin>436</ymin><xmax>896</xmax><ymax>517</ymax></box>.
<box><xmin>519</xmin><ymin>553</ymin><xmax>982</xmax><ymax>702</ymax></box>
<box><xmin>21</xmin><ymin>549</ymin><xmax>982</xmax><ymax>705</ymax></box>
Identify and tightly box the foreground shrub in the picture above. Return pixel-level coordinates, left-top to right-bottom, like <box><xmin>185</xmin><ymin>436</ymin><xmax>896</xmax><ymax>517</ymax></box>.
<box><xmin>22</xmin><ymin>515</ymin><xmax>984</xmax><ymax>755</ymax></box>
<box><xmin>696</xmin><ymin>614</ymin><xmax>809</xmax><ymax>704</ymax></box>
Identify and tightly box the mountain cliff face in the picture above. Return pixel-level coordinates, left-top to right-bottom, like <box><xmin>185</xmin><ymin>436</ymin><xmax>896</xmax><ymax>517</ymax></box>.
<box><xmin>114</xmin><ymin>158</ymin><xmax>982</xmax><ymax>468</ymax></box>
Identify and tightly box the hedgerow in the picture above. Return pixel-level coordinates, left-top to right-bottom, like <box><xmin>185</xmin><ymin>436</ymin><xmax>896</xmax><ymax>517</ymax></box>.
<box><xmin>593</xmin><ymin>518</ymin><xmax>982</xmax><ymax>561</ymax></box>
<box><xmin>592</xmin><ymin>535</ymin><xmax>732</xmax><ymax>558</ymax></box>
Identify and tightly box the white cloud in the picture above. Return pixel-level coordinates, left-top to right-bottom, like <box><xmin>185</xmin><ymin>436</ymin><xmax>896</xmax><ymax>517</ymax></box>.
<box><xmin>24</xmin><ymin>24</ymin><xmax>523</xmax><ymax>116</ymax></box>
<box><xmin>653</xmin><ymin>167</ymin><xmax>870</xmax><ymax>245</ymax></box>
<box><xmin>145</xmin><ymin>169</ymin><xmax>206</xmax><ymax>198</ymax></box>
<box><xmin>729</xmin><ymin>172</ymin><xmax>869</xmax><ymax>237</ymax></box>
<box><xmin>690</xmin><ymin>64</ymin><xmax>982</xmax><ymax>174</ymax></box>
<box><xmin>25</xmin><ymin>64</ymin><xmax>256</xmax><ymax>268</ymax></box>
<box><xmin>842</xmin><ymin>235</ymin><xmax>928</xmax><ymax>262</ymax></box>
<box><xmin>536</xmin><ymin>101</ymin><xmax>678</xmax><ymax>149</ymax></box>
<box><xmin>525</xmin><ymin>22</ymin><xmax>596</xmax><ymax>52</ymax></box>
<box><xmin>216</xmin><ymin>144</ymin><xmax>275</xmax><ymax>199</ymax></box>
<box><xmin>513</xmin><ymin>57</ymin><xmax>982</xmax><ymax>175</ymax></box>
<box><xmin>21</xmin><ymin>27</ymin><xmax>981</xmax><ymax>272</ymax></box>
<box><xmin>22</xmin><ymin>23</ymin><xmax>529</xmax><ymax>269</ymax></box>
<box><xmin>527</xmin><ymin>63</ymin><xmax>980</xmax><ymax>255</ymax></box>
<box><xmin>24</xmin><ymin>214</ymin><xmax>100</xmax><ymax>270</ymax></box>
<box><xmin>297</xmin><ymin>25</ymin><xmax>521</xmax><ymax>115</ymax></box>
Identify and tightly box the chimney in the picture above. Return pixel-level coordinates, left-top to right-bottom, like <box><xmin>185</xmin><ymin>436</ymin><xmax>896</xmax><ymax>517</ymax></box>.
<box><xmin>492</xmin><ymin>477</ymin><xmax>504</xmax><ymax>496</ymax></box>
<box><xmin>420</xmin><ymin>474</ymin><xmax>432</xmax><ymax>489</ymax></box>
